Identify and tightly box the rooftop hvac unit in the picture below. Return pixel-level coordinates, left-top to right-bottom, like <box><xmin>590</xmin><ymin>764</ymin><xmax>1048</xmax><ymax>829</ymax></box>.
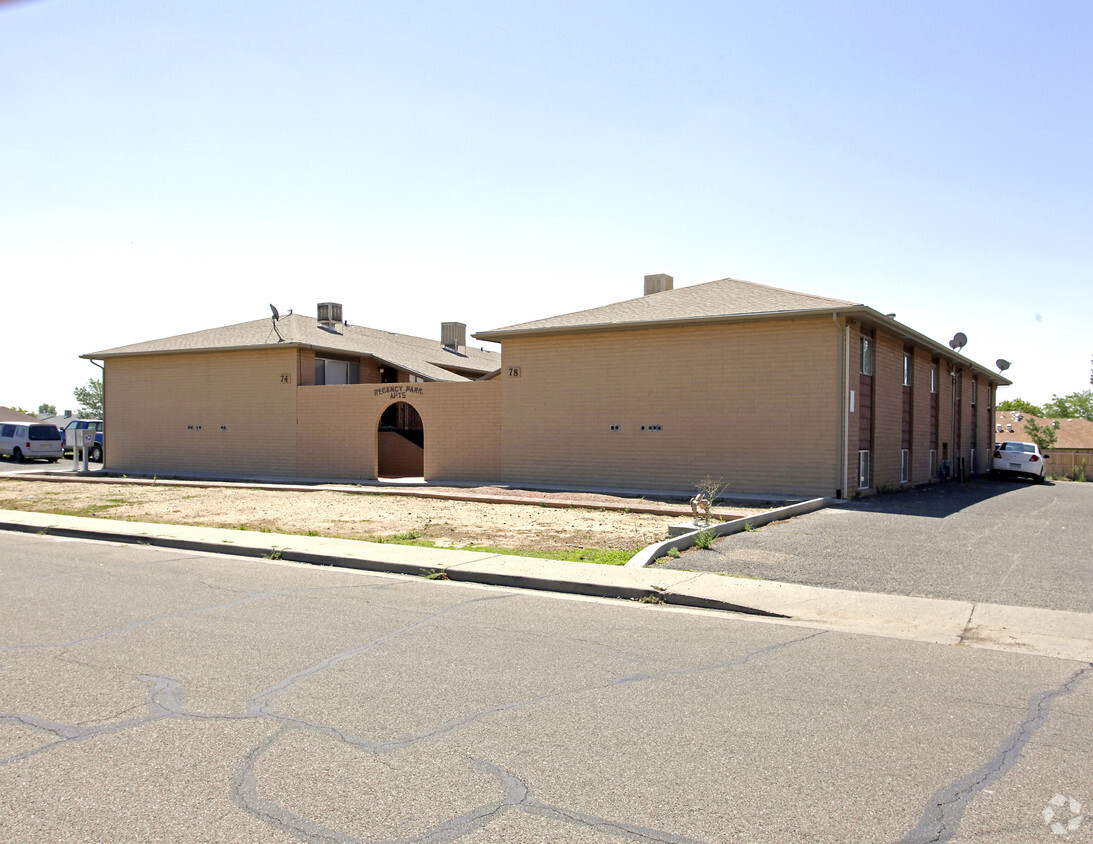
<box><xmin>442</xmin><ymin>322</ymin><xmax>466</xmax><ymax>350</ymax></box>
<box><xmin>317</xmin><ymin>302</ymin><xmax>343</xmax><ymax>326</ymax></box>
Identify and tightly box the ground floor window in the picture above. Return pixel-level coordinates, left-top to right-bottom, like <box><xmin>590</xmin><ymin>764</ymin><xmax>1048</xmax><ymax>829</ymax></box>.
<box><xmin>929</xmin><ymin>449</ymin><xmax>938</xmax><ymax>479</ymax></box>
<box><xmin>858</xmin><ymin>450</ymin><xmax>872</xmax><ymax>490</ymax></box>
<box><xmin>901</xmin><ymin>449</ymin><xmax>910</xmax><ymax>483</ymax></box>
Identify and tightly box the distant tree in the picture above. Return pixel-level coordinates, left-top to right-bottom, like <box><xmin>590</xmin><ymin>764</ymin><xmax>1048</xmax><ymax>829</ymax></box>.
<box><xmin>997</xmin><ymin>398</ymin><xmax>1043</xmax><ymax>416</ymax></box>
<box><xmin>1042</xmin><ymin>389</ymin><xmax>1093</xmax><ymax>422</ymax></box>
<box><xmin>73</xmin><ymin>378</ymin><xmax>104</xmax><ymax>418</ymax></box>
<box><xmin>1024</xmin><ymin>417</ymin><xmax>1060</xmax><ymax>452</ymax></box>
<box><xmin>38</xmin><ymin>403</ymin><xmax>56</xmax><ymax>416</ymax></box>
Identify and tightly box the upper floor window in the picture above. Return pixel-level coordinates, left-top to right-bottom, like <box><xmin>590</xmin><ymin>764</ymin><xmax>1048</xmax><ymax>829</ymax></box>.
<box><xmin>971</xmin><ymin>380</ymin><xmax>978</xmax><ymax>407</ymax></box>
<box><xmin>315</xmin><ymin>357</ymin><xmax>360</xmax><ymax>385</ymax></box>
<box><xmin>903</xmin><ymin>352</ymin><xmax>912</xmax><ymax>387</ymax></box>
<box><xmin>860</xmin><ymin>337</ymin><xmax>873</xmax><ymax>376</ymax></box>
<box><xmin>930</xmin><ymin>363</ymin><xmax>939</xmax><ymax>393</ymax></box>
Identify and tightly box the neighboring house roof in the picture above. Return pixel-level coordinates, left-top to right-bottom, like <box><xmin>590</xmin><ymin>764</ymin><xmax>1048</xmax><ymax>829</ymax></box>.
<box><xmin>995</xmin><ymin>412</ymin><xmax>1093</xmax><ymax>450</ymax></box>
<box><xmin>475</xmin><ymin>276</ymin><xmax>1011</xmax><ymax>385</ymax></box>
<box><xmin>0</xmin><ymin>407</ymin><xmax>42</xmax><ymax>424</ymax></box>
<box><xmin>39</xmin><ymin>412</ymin><xmax>80</xmax><ymax>426</ymax></box>
<box><xmin>83</xmin><ymin>313</ymin><xmax>501</xmax><ymax>383</ymax></box>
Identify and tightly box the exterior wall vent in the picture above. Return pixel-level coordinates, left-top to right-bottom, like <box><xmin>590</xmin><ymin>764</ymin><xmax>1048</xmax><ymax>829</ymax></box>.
<box><xmin>644</xmin><ymin>274</ymin><xmax>673</xmax><ymax>296</ymax></box>
<box><xmin>442</xmin><ymin>322</ymin><xmax>466</xmax><ymax>351</ymax></box>
<box><xmin>317</xmin><ymin>302</ymin><xmax>343</xmax><ymax>328</ymax></box>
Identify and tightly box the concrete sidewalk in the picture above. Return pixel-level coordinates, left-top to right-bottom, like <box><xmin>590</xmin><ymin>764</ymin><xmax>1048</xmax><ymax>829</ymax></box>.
<box><xmin>2</xmin><ymin>508</ymin><xmax>1090</xmax><ymax>663</ymax></box>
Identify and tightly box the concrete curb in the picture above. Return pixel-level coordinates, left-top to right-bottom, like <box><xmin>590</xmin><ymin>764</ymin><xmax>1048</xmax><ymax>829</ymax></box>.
<box><xmin>626</xmin><ymin>497</ymin><xmax>833</xmax><ymax>567</ymax></box>
<box><xmin>3</xmin><ymin>509</ymin><xmax>1091</xmax><ymax>662</ymax></box>
<box><xmin>0</xmin><ymin>512</ymin><xmax>781</xmax><ymax>616</ymax></box>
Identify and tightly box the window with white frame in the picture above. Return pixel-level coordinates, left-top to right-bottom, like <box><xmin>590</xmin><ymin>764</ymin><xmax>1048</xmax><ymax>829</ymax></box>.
<box><xmin>901</xmin><ymin>449</ymin><xmax>909</xmax><ymax>483</ymax></box>
<box><xmin>903</xmin><ymin>353</ymin><xmax>912</xmax><ymax>387</ymax></box>
<box><xmin>858</xmin><ymin>450</ymin><xmax>872</xmax><ymax>489</ymax></box>
<box><xmin>315</xmin><ymin>357</ymin><xmax>361</xmax><ymax>385</ymax></box>
<box><xmin>971</xmin><ymin>380</ymin><xmax>978</xmax><ymax>407</ymax></box>
<box><xmin>930</xmin><ymin>363</ymin><xmax>939</xmax><ymax>393</ymax></box>
<box><xmin>860</xmin><ymin>337</ymin><xmax>873</xmax><ymax>376</ymax></box>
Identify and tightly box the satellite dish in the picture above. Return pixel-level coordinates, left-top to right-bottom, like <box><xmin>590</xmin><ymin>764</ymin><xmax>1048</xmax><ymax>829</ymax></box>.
<box><xmin>996</xmin><ymin>359</ymin><xmax>1011</xmax><ymax>372</ymax></box>
<box><xmin>948</xmin><ymin>332</ymin><xmax>967</xmax><ymax>352</ymax></box>
<box><xmin>269</xmin><ymin>304</ymin><xmax>285</xmax><ymax>342</ymax></box>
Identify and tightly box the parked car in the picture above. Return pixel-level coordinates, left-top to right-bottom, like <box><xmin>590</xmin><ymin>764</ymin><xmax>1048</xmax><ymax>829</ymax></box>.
<box><xmin>0</xmin><ymin>422</ymin><xmax>64</xmax><ymax>462</ymax></box>
<box><xmin>61</xmin><ymin>419</ymin><xmax>105</xmax><ymax>462</ymax></box>
<box><xmin>992</xmin><ymin>441</ymin><xmax>1047</xmax><ymax>483</ymax></box>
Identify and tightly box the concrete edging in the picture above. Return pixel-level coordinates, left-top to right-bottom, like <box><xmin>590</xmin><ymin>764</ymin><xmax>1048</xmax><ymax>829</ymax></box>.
<box><xmin>625</xmin><ymin>497</ymin><xmax>834</xmax><ymax>567</ymax></box>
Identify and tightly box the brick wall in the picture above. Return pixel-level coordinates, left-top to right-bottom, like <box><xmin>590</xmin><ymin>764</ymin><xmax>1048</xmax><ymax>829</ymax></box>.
<box><xmin>296</xmin><ymin>380</ymin><xmax>501</xmax><ymax>482</ymax></box>
<box><xmin>105</xmin><ymin>348</ymin><xmax>300</xmax><ymax>477</ymax></box>
<box><xmin>377</xmin><ymin>432</ymin><xmax>423</xmax><ymax>477</ymax></box>
<box><xmin>497</xmin><ymin>317</ymin><xmax>843</xmax><ymax>496</ymax></box>
<box><xmin>911</xmin><ymin>348</ymin><xmax>934</xmax><ymax>483</ymax></box>
<box><xmin>872</xmin><ymin>331</ymin><xmax>904</xmax><ymax>488</ymax></box>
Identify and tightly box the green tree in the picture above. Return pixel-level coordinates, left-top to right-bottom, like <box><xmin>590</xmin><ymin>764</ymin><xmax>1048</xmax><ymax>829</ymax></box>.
<box><xmin>73</xmin><ymin>378</ymin><xmax>104</xmax><ymax>418</ymax></box>
<box><xmin>1024</xmin><ymin>417</ymin><xmax>1060</xmax><ymax>452</ymax></box>
<box><xmin>38</xmin><ymin>403</ymin><xmax>56</xmax><ymax>415</ymax></box>
<box><xmin>1042</xmin><ymin>389</ymin><xmax>1093</xmax><ymax>421</ymax></box>
<box><xmin>997</xmin><ymin>398</ymin><xmax>1044</xmax><ymax>416</ymax></box>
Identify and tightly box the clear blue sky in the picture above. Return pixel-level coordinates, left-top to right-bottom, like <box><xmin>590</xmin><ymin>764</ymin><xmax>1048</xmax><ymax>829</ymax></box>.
<box><xmin>2</xmin><ymin>0</ymin><xmax>1090</xmax><ymax>414</ymax></box>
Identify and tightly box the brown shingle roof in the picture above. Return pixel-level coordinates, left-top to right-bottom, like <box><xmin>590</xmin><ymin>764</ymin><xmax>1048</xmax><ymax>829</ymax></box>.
<box><xmin>995</xmin><ymin>412</ymin><xmax>1093</xmax><ymax>450</ymax></box>
<box><xmin>475</xmin><ymin>277</ymin><xmax>858</xmax><ymax>338</ymax></box>
<box><xmin>0</xmin><ymin>407</ymin><xmax>42</xmax><ymax>424</ymax></box>
<box><xmin>475</xmin><ymin>275</ymin><xmax>1010</xmax><ymax>386</ymax></box>
<box><xmin>83</xmin><ymin>313</ymin><xmax>500</xmax><ymax>383</ymax></box>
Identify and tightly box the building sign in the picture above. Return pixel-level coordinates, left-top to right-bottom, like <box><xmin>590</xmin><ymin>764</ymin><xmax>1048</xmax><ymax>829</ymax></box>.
<box><xmin>373</xmin><ymin>385</ymin><xmax>424</xmax><ymax>398</ymax></box>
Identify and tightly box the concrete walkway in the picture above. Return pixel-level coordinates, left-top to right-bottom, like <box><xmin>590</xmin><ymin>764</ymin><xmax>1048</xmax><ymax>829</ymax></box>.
<box><xmin>2</xmin><ymin>508</ymin><xmax>1090</xmax><ymax>664</ymax></box>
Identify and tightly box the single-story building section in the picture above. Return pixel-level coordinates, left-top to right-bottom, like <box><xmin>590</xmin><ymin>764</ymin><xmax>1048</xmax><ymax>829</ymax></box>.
<box><xmin>84</xmin><ymin>275</ymin><xmax>1011</xmax><ymax>498</ymax></box>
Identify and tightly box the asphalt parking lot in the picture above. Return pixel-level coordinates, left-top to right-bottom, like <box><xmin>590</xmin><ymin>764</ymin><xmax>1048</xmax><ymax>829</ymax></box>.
<box><xmin>664</xmin><ymin>479</ymin><xmax>1093</xmax><ymax>615</ymax></box>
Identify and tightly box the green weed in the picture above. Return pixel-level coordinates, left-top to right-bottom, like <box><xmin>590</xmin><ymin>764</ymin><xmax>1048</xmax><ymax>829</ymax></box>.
<box><xmin>694</xmin><ymin>528</ymin><xmax>716</xmax><ymax>549</ymax></box>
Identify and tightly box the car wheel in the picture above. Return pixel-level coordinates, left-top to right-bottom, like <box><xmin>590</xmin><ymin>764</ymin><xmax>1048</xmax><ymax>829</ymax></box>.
<box><xmin>90</xmin><ymin>444</ymin><xmax>103</xmax><ymax>462</ymax></box>
<box><xmin>47</xmin><ymin>458</ymin><xmax>59</xmax><ymax>464</ymax></box>
<box><xmin>12</xmin><ymin>448</ymin><xmax>24</xmax><ymax>463</ymax></box>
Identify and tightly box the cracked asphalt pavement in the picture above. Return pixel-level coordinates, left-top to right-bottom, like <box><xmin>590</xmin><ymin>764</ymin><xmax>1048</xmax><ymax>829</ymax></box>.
<box><xmin>2</xmin><ymin>530</ymin><xmax>1091</xmax><ymax>842</ymax></box>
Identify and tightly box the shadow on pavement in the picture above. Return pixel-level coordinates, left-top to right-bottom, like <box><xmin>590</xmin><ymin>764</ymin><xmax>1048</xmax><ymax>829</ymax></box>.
<box><xmin>840</xmin><ymin>477</ymin><xmax>1046</xmax><ymax>518</ymax></box>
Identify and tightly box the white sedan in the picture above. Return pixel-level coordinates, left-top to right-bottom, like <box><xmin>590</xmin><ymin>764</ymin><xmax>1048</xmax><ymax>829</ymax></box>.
<box><xmin>992</xmin><ymin>441</ymin><xmax>1048</xmax><ymax>483</ymax></box>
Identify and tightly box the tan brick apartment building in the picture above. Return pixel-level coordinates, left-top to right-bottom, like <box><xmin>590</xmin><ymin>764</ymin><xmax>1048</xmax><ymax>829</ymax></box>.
<box><xmin>85</xmin><ymin>276</ymin><xmax>1009</xmax><ymax>498</ymax></box>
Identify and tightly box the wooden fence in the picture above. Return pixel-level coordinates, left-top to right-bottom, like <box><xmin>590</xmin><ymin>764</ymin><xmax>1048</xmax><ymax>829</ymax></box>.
<box><xmin>1045</xmin><ymin>450</ymin><xmax>1091</xmax><ymax>479</ymax></box>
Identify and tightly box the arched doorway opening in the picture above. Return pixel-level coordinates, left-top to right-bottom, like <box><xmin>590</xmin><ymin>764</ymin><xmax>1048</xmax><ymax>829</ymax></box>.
<box><xmin>377</xmin><ymin>401</ymin><xmax>424</xmax><ymax>478</ymax></box>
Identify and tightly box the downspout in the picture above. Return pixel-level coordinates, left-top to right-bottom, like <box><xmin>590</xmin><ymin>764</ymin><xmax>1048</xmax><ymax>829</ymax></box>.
<box><xmin>90</xmin><ymin>360</ymin><xmax>105</xmax><ymax>420</ymax></box>
<box><xmin>950</xmin><ymin>364</ymin><xmax>960</xmax><ymax>480</ymax></box>
<box><xmin>834</xmin><ymin>313</ymin><xmax>848</xmax><ymax>499</ymax></box>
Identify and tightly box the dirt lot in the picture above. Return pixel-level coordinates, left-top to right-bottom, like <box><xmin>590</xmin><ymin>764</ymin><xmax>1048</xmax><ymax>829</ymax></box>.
<box><xmin>0</xmin><ymin>478</ymin><xmax>763</xmax><ymax>555</ymax></box>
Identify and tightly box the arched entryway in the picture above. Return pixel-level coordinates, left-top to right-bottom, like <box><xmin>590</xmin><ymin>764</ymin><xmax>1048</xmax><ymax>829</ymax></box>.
<box><xmin>377</xmin><ymin>401</ymin><xmax>424</xmax><ymax>478</ymax></box>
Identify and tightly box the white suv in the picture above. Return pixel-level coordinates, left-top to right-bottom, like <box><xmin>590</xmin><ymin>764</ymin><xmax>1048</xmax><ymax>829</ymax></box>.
<box><xmin>992</xmin><ymin>441</ymin><xmax>1047</xmax><ymax>483</ymax></box>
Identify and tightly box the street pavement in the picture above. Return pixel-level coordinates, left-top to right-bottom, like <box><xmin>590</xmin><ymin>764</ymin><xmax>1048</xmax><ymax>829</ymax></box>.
<box><xmin>666</xmin><ymin>479</ymin><xmax>1093</xmax><ymax>615</ymax></box>
<box><xmin>1</xmin><ymin>531</ymin><xmax>1090</xmax><ymax>843</ymax></box>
